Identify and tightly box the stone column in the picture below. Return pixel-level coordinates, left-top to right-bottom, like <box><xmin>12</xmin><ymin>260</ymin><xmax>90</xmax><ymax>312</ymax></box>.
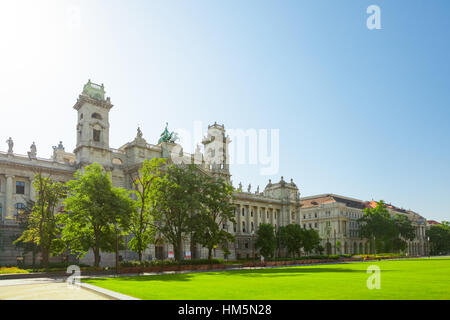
<box><xmin>246</xmin><ymin>205</ymin><xmax>250</xmax><ymax>234</ymax></box>
<box><xmin>29</xmin><ymin>177</ymin><xmax>36</xmax><ymax>201</ymax></box>
<box><xmin>255</xmin><ymin>206</ymin><xmax>259</xmax><ymax>231</ymax></box>
<box><xmin>5</xmin><ymin>175</ymin><xmax>14</xmax><ymax>221</ymax></box>
<box><xmin>236</xmin><ymin>204</ymin><xmax>241</xmax><ymax>233</ymax></box>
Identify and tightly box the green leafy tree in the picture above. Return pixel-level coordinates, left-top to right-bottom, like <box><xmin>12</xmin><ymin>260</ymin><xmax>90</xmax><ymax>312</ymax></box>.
<box><xmin>392</xmin><ymin>214</ymin><xmax>415</xmax><ymax>252</ymax></box>
<box><xmin>277</xmin><ymin>224</ymin><xmax>304</xmax><ymax>258</ymax></box>
<box><xmin>14</xmin><ymin>173</ymin><xmax>65</xmax><ymax>268</ymax></box>
<box><xmin>191</xmin><ymin>176</ymin><xmax>235</xmax><ymax>260</ymax></box>
<box><xmin>129</xmin><ymin>158</ymin><xmax>166</xmax><ymax>261</ymax></box>
<box><xmin>302</xmin><ymin>228</ymin><xmax>321</xmax><ymax>255</ymax></box>
<box><xmin>12</xmin><ymin>199</ymin><xmax>40</xmax><ymax>267</ymax></box>
<box><xmin>60</xmin><ymin>163</ymin><xmax>134</xmax><ymax>267</ymax></box>
<box><xmin>359</xmin><ymin>201</ymin><xmax>397</xmax><ymax>253</ymax></box>
<box><xmin>427</xmin><ymin>221</ymin><xmax>450</xmax><ymax>255</ymax></box>
<box><xmin>255</xmin><ymin>223</ymin><xmax>276</xmax><ymax>258</ymax></box>
<box><xmin>150</xmin><ymin>164</ymin><xmax>204</xmax><ymax>261</ymax></box>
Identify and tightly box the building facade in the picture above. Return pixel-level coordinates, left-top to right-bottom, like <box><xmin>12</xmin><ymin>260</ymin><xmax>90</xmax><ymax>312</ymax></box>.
<box><xmin>0</xmin><ymin>81</ymin><xmax>429</xmax><ymax>266</ymax></box>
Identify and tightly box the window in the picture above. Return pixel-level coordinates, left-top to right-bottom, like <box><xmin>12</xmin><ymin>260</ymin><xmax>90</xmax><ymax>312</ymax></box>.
<box><xmin>251</xmin><ymin>222</ymin><xmax>254</xmax><ymax>232</ymax></box>
<box><xmin>0</xmin><ymin>203</ymin><xmax>2</xmax><ymax>217</ymax></box>
<box><xmin>303</xmin><ymin>214</ymin><xmax>306</xmax><ymax>219</ymax></box>
<box><xmin>93</xmin><ymin>129</ymin><xmax>101</xmax><ymax>142</ymax></box>
<box><xmin>303</xmin><ymin>224</ymin><xmax>306</xmax><ymax>229</ymax></box>
<box><xmin>91</xmin><ymin>112</ymin><xmax>102</xmax><ymax>120</ymax></box>
<box><xmin>315</xmin><ymin>223</ymin><xmax>318</xmax><ymax>228</ymax></box>
<box><xmin>233</xmin><ymin>224</ymin><xmax>236</xmax><ymax>232</ymax></box>
<box><xmin>242</xmin><ymin>208</ymin><xmax>245</xmax><ymax>216</ymax></box>
<box><xmin>16</xmin><ymin>181</ymin><xmax>25</xmax><ymax>194</ymax></box>
<box><xmin>14</xmin><ymin>203</ymin><xmax>25</xmax><ymax>217</ymax></box>
<box><xmin>242</xmin><ymin>221</ymin><xmax>246</xmax><ymax>233</ymax></box>
<box><xmin>222</xmin><ymin>224</ymin><xmax>227</xmax><ymax>230</ymax></box>
<box><xmin>251</xmin><ymin>211</ymin><xmax>253</xmax><ymax>217</ymax></box>
<box><xmin>314</xmin><ymin>213</ymin><xmax>317</xmax><ymax>218</ymax></box>
<box><xmin>291</xmin><ymin>212</ymin><xmax>295</xmax><ymax>220</ymax></box>
<box><xmin>309</xmin><ymin>223</ymin><xmax>312</xmax><ymax>229</ymax></box>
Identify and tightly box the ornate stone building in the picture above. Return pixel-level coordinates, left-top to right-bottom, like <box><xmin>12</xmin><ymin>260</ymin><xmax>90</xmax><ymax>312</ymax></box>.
<box><xmin>0</xmin><ymin>81</ymin><xmax>428</xmax><ymax>266</ymax></box>
<box><xmin>300</xmin><ymin>194</ymin><xmax>428</xmax><ymax>256</ymax></box>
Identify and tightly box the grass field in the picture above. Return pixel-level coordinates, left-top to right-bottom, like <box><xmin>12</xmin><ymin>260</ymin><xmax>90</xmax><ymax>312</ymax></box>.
<box><xmin>83</xmin><ymin>258</ymin><xmax>450</xmax><ymax>300</ymax></box>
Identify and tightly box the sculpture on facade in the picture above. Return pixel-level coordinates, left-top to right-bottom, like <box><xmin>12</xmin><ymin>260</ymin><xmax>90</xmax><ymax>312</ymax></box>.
<box><xmin>247</xmin><ymin>184</ymin><xmax>251</xmax><ymax>193</ymax></box>
<box><xmin>6</xmin><ymin>137</ymin><xmax>13</xmax><ymax>154</ymax></box>
<box><xmin>158</xmin><ymin>123</ymin><xmax>179</xmax><ymax>144</ymax></box>
<box><xmin>137</xmin><ymin>126</ymin><xmax>143</xmax><ymax>139</ymax></box>
<box><xmin>256</xmin><ymin>185</ymin><xmax>260</xmax><ymax>194</ymax></box>
<box><xmin>28</xmin><ymin>142</ymin><xmax>37</xmax><ymax>159</ymax></box>
<box><xmin>238</xmin><ymin>182</ymin><xmax>243</xmax><ymax>192</ymax></box>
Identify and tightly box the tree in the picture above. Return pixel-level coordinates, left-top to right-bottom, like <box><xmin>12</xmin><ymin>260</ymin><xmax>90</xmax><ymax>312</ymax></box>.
<box><xmin>277</xmin><ymin>224</ymin><xmax>304</xmax><ymax>258</ymax></box>
<box><xmin>191</xmin><ymin>176</ymin><xmax>235</xmax><ymax>260</ymax></box>
<box><xmin>13</xmin><ymin>199</ymin><xmax>40</xmax><ymax>267</ymax></box>
<box><xmin>392</xmin><ymin>214</ymin><xmax>415</xmax><ymax>252</ymax></box>
<box><xmin>255</xmin><ymin>224</ymin><xmax>276</xmax><ymax>258</ymax></box>
<box><xmin>358</xmin><ymin>201</ymin><xmax>397</xmax><ymax>253</ymax></box>
<box><xmin>14</xmin><ymin>173</ymin><xmax>65</xmax><ymax>268</ymax></box>
<box><xmin>111</xmin><ymin>187</ymin><xmax>135</xmax><ymax>271</ymax></box>
<box><xmin>302</xmin><ymin>228</ymin><xmax>321</xmax><ymax>255</ymax></box>
<box><xmin>150</xmin><ymin>164</ymin><xmax>204</xmax><ymax>261</ymax></box>
<box><xmin>427</xmin><ymin>222</ymin><xmax>450</xmax><ymax>255</ymax></box>
<box><xmin>60</xmin><ymin>163</ymin><xmax>134</xmax><ymax>267</ymax></box>
<box><xmin>129</xmin><ymin>158</ymin><xmax>166</xmax><ymax>261</ymax></box>
<box><xmin>359</xmin><ymin>201</ymin><xmax>418</xmax><ymax>254</ymax></box>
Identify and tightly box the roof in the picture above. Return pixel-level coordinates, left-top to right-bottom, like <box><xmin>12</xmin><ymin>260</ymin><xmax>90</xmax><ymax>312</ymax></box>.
<box><xmin>427</xmin><ymin>220</ymin><xmax>440</xmax><ymax>225</ymax></box>
<box><xmin>300</xmin><ymin>194</ymin><xmax>365</xmax><ymax>209</ymax></box>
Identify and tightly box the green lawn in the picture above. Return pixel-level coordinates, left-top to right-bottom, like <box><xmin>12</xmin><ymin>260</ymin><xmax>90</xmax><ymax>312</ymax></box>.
<box><xmin>83</xmin><ymin>258</ymin><xmax>450</xmax><ymax>300</ymax></box>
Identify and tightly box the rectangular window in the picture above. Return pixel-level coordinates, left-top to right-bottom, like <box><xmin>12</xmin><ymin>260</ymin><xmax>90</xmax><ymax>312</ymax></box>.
<box><xmin>93</xmin><ymin>129</ymin><xmax>101</xmax><ymax>142</ymax></box>
<box><xmin>16</xmin><ymin>181</ymin><xmax>25</xmax><ymax>194</ymax></box>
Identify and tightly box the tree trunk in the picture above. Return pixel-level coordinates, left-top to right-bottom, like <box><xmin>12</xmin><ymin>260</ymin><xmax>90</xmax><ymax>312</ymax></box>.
<box><xmin>138</xmin><ymin>251</ymin><xmax>142</xmax><ymax>262</ymax></box>
<box><xmin>94</xmin><ymin>247</ymin><xmax>100</xmax><ymax>268</ymax></box>
<box><xmin>174</xmin><ymin>236</ymin><xmax>183</xmax><ymax>261</ymax></box>
<box><xmin>41</xmin><ymin>247</ymin><xmax>49</xmax><ymax>268</ymax></box>
<box><xmin>208</xmin><ymin>248</ymin><xmax>212</xmax><ymax>261</ymax></box>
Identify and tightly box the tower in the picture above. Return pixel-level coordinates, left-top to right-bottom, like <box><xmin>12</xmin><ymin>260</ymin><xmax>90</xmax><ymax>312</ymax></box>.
<box><xmin>73</xmin><ymin>80</ymin><xmax>113</xmax><ymax>167</ymax></box>
<box><xmin>202</xmin><ymin>122</ymin><xmax>231</xmax><ymax>180</ymax></box>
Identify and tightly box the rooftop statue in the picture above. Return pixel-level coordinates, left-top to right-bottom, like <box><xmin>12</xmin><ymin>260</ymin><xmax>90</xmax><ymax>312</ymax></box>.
<box><xmin>6</xmin><ymin>137</ymin><xmax>13</xmax><ymax>154</ymax></box>
<box><xmin>158</xmin><ymin>122</ymin><xmax>179</xmax><ymax>144</ymax></box>
<box><xmin>28</xmin><ymin>142</ymin><xmax>37</xmax><ymax>159</ymax></box>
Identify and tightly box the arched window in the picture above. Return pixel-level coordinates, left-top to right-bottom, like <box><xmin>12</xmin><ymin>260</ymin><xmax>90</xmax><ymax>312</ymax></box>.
<box><xmin>251</xmin><ymin>222</ymin><xmax>254</xmax><ymax>232</ymax></box>
<box><xmin>242</xmin><ymin>208</ymin><xmax>245</xmax><ymax>216</ymax></box>
<box><xmin>91</xmin><ymin>113</ymin><xmax>102</xmax><ymax>120</ymax></box>
<box><xmin>251</xmin><ymin>211</ymin><xmax>253</xmax><ymax>217</ymax></box>
<box><xmin>242</xmin><ymin>221</ymin><xmax>246</xmax><ymax>233</ymax></box>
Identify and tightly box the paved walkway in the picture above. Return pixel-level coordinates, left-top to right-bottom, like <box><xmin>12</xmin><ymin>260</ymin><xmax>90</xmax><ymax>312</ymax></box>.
<box><xmin>0</xmin><ymin>278</ymin><xmax>110</xmax><ymax>300</ymax></box>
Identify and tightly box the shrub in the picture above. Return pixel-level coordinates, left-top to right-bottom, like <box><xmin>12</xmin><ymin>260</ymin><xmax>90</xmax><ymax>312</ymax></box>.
<box><xmin>0</xmin><ymin>267</ymin><xmax>29</xmax><ymax>274</ymax></box>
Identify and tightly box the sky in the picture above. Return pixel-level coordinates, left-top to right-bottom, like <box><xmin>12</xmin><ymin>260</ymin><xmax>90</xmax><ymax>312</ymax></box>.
<box><xmin>0</xmin><ymin>0</ymin><xmax>449</xmax><ymax>221</ymax></box>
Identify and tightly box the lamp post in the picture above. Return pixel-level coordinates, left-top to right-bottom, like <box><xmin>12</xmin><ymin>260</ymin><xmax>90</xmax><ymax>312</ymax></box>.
<box><xmin>427</xmin><ymin>236</ymin><xmax>430</xmax><ymax>258</ymax></box>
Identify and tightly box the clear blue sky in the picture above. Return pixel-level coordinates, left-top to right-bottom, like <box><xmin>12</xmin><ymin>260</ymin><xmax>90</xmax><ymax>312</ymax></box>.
<box><xmin>0</xmin><ymin>0</ymin><xmax>449</xmax><ymax>221</ymax></box>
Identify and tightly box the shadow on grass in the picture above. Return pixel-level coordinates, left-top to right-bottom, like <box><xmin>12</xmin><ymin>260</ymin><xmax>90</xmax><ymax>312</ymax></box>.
<box><xmin>85</xmin><ymin>266</ymin><xmax>395</xmax><ymax>283</ymax></box>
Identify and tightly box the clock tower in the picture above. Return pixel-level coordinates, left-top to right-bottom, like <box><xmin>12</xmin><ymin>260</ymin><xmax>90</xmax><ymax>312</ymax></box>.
<box><xmin>73</xmin><ymin>80</ymin><xmax>113</xmax><ymax>168</ymax></box>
